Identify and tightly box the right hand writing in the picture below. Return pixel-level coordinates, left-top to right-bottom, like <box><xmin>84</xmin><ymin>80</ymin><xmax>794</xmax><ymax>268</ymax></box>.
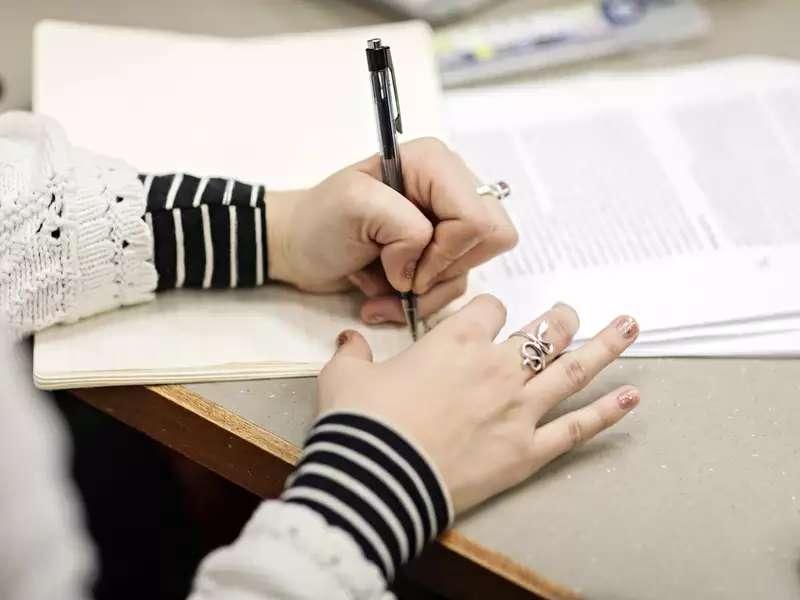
<box><xmin>318</xmin><ymin>297</ymin><xmax>641</xmax><ymax>513</ymax></box>
<box><xmin>266</xmin><ymin>138</ymin><xmax>517</xmax><ymax>326</ymax></box>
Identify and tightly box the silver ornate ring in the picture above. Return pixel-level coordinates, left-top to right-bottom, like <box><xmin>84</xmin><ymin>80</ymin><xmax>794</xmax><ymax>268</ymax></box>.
<box><xmin>476</xmin><ymin>180</ymin><xmax>511</xmax><ymax>201</ymax></box>
<box><xmin>508</xmin><ymin>320</ymin><xmax>555</xmax><ymax>374</ymax></box>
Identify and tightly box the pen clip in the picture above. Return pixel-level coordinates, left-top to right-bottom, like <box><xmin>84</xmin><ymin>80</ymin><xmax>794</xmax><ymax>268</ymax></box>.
<box><xmin>386</xmin><ymin>47</ymin><xmax>403</xmax><ymax>134</ymax></box>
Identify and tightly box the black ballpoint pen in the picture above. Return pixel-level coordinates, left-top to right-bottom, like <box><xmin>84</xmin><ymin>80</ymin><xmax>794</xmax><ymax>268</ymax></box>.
<box><xmin>365</xmin><ymin>37</ymin><xmax>420</xmax><ymax>341</ymax></box>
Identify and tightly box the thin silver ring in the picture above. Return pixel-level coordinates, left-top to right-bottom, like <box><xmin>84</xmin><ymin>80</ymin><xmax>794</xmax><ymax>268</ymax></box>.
<box><xmin>508</xmin><ymin>320</ymin><xmax>555</xmax><ymax>374</ymax></box>
<box><xmin>476</xmin><ymin>180</ymin><xmax>511</xmax><ymax>201</ymax></box>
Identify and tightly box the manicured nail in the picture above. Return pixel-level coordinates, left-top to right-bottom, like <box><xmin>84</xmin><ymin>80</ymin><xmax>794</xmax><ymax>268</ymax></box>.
<box><xmin>552</xmin><ymin>301</ymin><xmax>568</xmax><ymax>309</ymax></box>
<box><xmin>402</xmin><ymin>260</ymin><xmax>417</xmax><ymax>280</ymax></box>
<box><xmin>615</xmin><ymin>316</ymin><xmax>639</xmax><ymax>339</ymax></box>
<box><xmin>366</xmin><ymin>312</ymin><xmax>386</xmax><ymax>324</ymax></box>
<box><xmin>336</xmin><ymin>331</ymin><xmax>350</xmax><ymax>347</ymax></box>
<box><xmin>617</xmin><ymin>389</ymin><xmax>640</xmax><ymax>410</ymax></box>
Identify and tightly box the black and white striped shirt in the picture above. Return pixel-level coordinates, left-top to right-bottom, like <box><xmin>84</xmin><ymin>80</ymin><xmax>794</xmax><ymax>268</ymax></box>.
<box><xmin>139</xmin><ymin>173</ymin><xmax>269</xmax><ymax>290</ymax></box>
<box><xmin>284</xmin><ymin>412</ymin><xmax>453</xmax><ymax>580</ymax></box>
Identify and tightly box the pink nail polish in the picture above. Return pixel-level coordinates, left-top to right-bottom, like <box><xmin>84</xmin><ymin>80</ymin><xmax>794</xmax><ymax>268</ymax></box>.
<box><xmin>367</xmin><ymin>313</ymin><xmax>385</xmax><ymax>324</ymax></box>
<box><xmin>615</xmin><ymin>316</ymin><xmax>639</xmax><ymax>339</ymax></box>
<box><xmin>617</xmin><ymin>389</ymin><xmax>640</xmax><ymax>410</ymax></box>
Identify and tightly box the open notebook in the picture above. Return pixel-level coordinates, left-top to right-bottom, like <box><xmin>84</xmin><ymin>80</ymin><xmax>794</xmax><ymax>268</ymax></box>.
<box><xmin>33</xmin><ymin>20</ymin><xmax>444</xmax><ymax>389</ymax></box>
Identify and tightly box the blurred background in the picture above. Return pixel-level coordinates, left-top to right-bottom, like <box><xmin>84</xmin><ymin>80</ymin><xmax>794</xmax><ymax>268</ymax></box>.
<box><xmin>2</xmin><ymin>0</ymin><xmax>797</xmax><ymax>113</ymax></box>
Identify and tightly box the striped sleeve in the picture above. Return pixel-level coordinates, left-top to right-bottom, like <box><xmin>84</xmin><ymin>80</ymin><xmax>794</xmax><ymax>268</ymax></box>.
<box><xmin>139</xmin><ymin>173</ymin><xmax>268</xmax><ymax>291</ymax></box>
<box><xmin>282</xmin><ymin>411</ymin><xmax>454</xmax><ymax>581</ymax></box>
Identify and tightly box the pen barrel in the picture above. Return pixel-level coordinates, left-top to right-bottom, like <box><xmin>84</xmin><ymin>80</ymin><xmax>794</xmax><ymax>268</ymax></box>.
<box><xmin>367</xmin><ymin>39</ymin><xmax>418</xmax><ymax>341</ymax></box>
<box><xmin>368</xmin><ymin>69</ymin><xmax>405</xmax><ymax>195</ymax></box>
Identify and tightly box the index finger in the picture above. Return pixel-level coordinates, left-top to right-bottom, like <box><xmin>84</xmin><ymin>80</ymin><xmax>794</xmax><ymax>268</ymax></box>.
<box><xmin>433</xmin><ymin>293</ymin><xmax>508</xmax><ymax>343</ymax></box>
<box><xmin>356</xmin><ymin>138</ymin><xmax>495</xmax><ymax>293</ymax></box>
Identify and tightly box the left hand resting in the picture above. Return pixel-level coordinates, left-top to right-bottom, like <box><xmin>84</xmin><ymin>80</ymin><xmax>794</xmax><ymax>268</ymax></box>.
<box><xmin>266</xmin><ymin>137</ymin><xmax>518</xmax><ymax>325</ymax></box>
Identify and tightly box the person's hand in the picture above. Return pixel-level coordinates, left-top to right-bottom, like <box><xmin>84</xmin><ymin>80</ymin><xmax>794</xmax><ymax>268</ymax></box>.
<box><xmin>318</xmin><ymin>298</ymin><xmax>640</xmax><ymax>513</ymax></box>
<box><xmin>267</xmin><ymin>138</ymin><xmax>517</xmax><ymax>325</ymax></box>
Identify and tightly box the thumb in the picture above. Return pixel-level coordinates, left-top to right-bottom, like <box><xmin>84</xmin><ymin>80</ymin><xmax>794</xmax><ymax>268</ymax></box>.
<box><xmin>333</xmin><ymin>329</ymin><xmax>374</xmax><ymax>362</ymax></box>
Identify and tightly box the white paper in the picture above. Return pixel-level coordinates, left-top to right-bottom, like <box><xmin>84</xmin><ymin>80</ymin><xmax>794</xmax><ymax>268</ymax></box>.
<box><xmin>447</xmin><ymin>58</ymin><xmax>800</xmax><ymax>345</ymax></box>
<box><xmin>34</xmin><ymin>19</ymin><xmax>445</xmax><ymax>187</ymax></box>
<box><xmin>634</xmin><ymin>315</ymin><xmax>800</xmax><ymax>344</ymax></box>
<box><xmin>628</xmin><ymin>329</ymin><xmax>800</xmax><ymax>357</ymax></box>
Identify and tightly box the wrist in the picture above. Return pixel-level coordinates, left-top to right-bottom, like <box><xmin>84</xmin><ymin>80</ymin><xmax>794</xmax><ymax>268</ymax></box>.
<box><xmin>266</xmin><ymin>189</ymin><xmax>302</xmax><ymax>285</ymax></box>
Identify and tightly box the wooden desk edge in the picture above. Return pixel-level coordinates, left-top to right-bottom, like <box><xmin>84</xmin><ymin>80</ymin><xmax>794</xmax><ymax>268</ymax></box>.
<box><xmin>73</xmin><ymin>383</ymin><xmax>579</xmax><ymax>600</ymax></box>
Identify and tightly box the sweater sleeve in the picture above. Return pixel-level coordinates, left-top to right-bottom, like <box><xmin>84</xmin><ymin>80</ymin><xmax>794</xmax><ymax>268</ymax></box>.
<box><xmin>189</xmin><ymin>411</ymin><xmax>453</xmax><ymax>600</ymax></box>
<box><xmin>139</xmin><ymin>173</ymin><xmax>270</xmax><ymax>290</ymax></box>
<box><xmin>0</xmin><ymin>111</ymin><xmax>157</xmax><ymax>335</ymax></box>
<box><xmin>0</xmin><ymin>112</ymin><xmax>272</xmax><ymax>334</ymax></box>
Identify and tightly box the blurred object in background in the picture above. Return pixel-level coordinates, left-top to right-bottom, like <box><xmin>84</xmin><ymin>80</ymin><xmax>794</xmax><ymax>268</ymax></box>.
<box><xmin>436</xmin><ymin>0</ymin><xmax>710</xmax><ymax>86</ymax></box>
<box><xmin>367</xmin><ymin>0</ymin><xmax>495</xmax><ymax>23</ymax></box>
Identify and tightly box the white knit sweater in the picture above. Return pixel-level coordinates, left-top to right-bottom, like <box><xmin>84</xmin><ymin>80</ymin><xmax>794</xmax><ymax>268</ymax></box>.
<box><xmin>0</xmin><ymin>112</ymin><xmax>156</xmax><ymax>335</ymax></box>
<box><xmin>0</xmin><ymin>112</ymin><xmax>453</xmax><ymax>600</ymax></box>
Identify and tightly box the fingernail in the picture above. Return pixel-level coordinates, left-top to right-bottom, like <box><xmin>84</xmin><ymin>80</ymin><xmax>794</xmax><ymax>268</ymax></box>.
<box><xmin>615</xmin><ymin>316</ymin><xmax>639</xmax><ymax>339</ymax></box>
<box><xmin>617</xmin><ymin>389</ymin><xmax>640</xmax><ymax>410</ymax></box>
<box><xmin>336</xmin><ymin>331</ymin><xmax>350</xmax><ymax>347</ymax></box>
<box><xmin>552</xmin><ymin>301</ymin><xmax>569</xmax><ymax>311</ymax></box>
<box><xmin>402</xmin><ymin>260</ymin><xmax>417</xmax><ymax>280</ymax></box>
<box><xmin>366</xmin><ymin>312</ymin><xmax>386</xmax><ymax>324</ymax></box>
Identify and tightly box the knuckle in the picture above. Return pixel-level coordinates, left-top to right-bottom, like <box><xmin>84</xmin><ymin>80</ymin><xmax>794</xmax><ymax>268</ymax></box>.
<box><xmin>341</xmin><ymin>173</ymin><xmax>372</xmax><ymax>205</ymax></box>
<box><xmin>434</xmin><ymin>243</ymin><xmax>461</xmax><ymax>265</ymax></box>
<box><xmin>510</xmin><ymin>431</ymin><xmax>535</xmax><ymax>462</ymax></box>
<box><xmin>479</xmin><ymin>359</ymin><xmax>503</xmax><ymax>382</ymax></box>
<box><xmin>599</xmin><ymin>333</ymin><xmax>622</xmax><ymax>359</ymax></box>
<box><xmin>477</xmin><ymin>293</ymin><xmax>507</xmax><ymax>320</ymax></box>
<box><xmin>549</xmin><ymin>314</ymin><xmax>572</xmax><ymax>341</ymax></box>
<box><xmin>469</xmin><ymin>216</ymin><xmax>493</xmax><ymax>240</ymax></box>
<box><xmin>454</xmin><ymin>276</ymin><xmax>469</xmax><ymax>296</ymax></box>
<box><xmin>497</xmin><ymin>224</ymin><xmax>519</xmax><ymax>250</ymax></box>
<box><xmin>560</xmin><ymin>355</ymin><xmax>588</xmax><ymax>389</ymax></box>
<box><xmin>594</xmin><ymin>406</ymin><xmax>612</xmax><ymax>430</ymax></box>
<box><xmin>452</xmin><ymin>317</ymin><xmax>484</xmax><ymax>344</ymax></box>
<box><xmin>451</xmin><ymin>217</ymin><xmax>486</xmax><ymax>247</ymax></box>
<box><xmin>567</xmin><ymin>418</ymin><xmax>585</xmax><ymax>450</ymax></box>
<box><xmin>414</xmin><ymin>219</ymin><xmax>435</xmax><ymax>243</ymax></box>
<box><xmin>414</xmin><ymin>136</ymin><xmax>450</xmax><ymax>156</ymax></box>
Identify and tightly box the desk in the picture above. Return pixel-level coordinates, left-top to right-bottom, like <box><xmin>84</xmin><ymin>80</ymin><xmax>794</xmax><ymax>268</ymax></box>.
<box><xmin>73</xmin><ymin>1</ymin><xmax>800</xmax><ymax>598</ymax></box>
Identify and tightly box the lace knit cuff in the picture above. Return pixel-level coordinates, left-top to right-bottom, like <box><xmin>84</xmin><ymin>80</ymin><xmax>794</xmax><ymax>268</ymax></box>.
<box><xmin>282</xmin><ymin>411</ymin><xmax>454</xmax><ymax>581</ymax></box>
<box><xmin>0</xmin><ymin>111</ymin><xmax>156</xmax><ymax>334</ymax></box>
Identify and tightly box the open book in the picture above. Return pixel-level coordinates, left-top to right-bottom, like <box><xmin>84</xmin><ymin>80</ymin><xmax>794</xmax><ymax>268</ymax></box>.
<box><xmin>32</xmin><ymin>20</ymin><xmax>444</xmax><ymax>389</ymax></box>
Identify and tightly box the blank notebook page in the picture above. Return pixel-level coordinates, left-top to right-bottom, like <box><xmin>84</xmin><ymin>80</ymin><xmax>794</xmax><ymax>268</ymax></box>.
<box><xmin>32</xmin><ymin>19</ymin><xmax>444</xmax><ymax>389</ymax></box>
